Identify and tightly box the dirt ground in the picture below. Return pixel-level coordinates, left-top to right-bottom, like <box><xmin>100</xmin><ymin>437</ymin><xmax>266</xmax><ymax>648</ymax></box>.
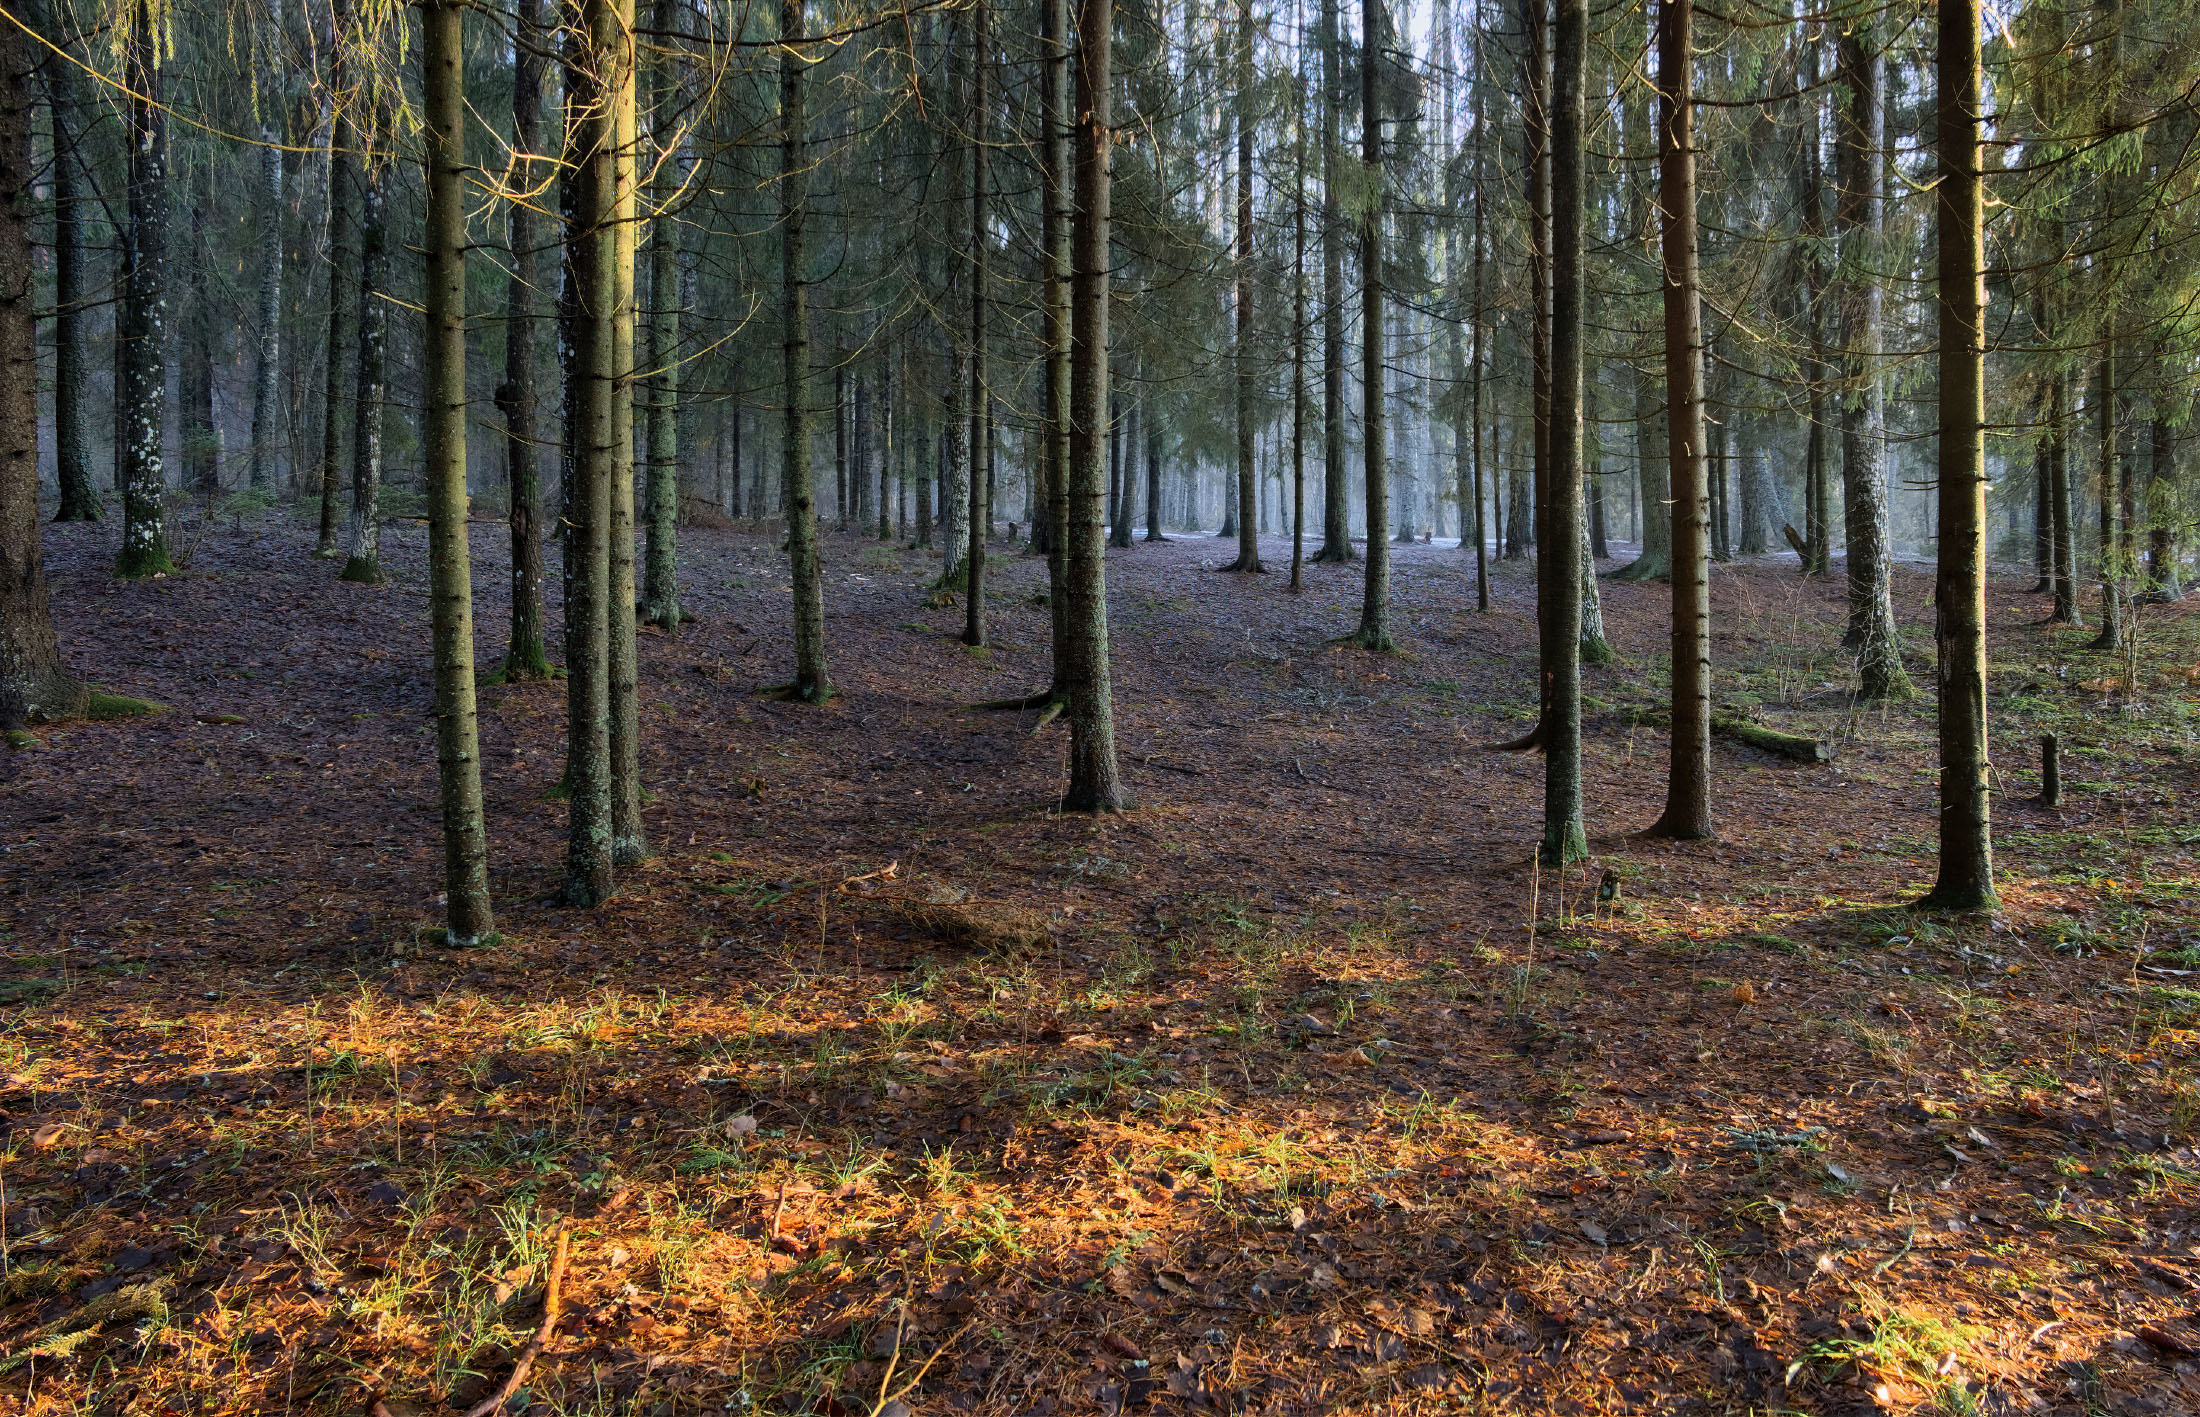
<box><xmin>3</xmin><ymin>504</ymin><xmax>2199</xmax><ymax>1417</ymax></box>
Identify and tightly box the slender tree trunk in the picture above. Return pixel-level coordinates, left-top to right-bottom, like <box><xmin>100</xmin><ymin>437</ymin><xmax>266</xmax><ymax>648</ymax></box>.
<box><xmin>1312</xmin><ymin>0</ymin><xmax>1351</xmax><ymax>563</ymax></box>
<box><xmin>1922</xmin><ymin>0</ymin><xmax>1995</xmax><ymax>912</ymax></box>
<box><xmin>250</xmin><ymin>77</ymin><xmax>284</xmax><ymax>490</ymax></box>
<box><xmin>562</xmin><ymin>0</ymin><xmax>618</xmax><ymax>907</ymax></box>
<box><xmin>1041</xmin><ymin>0</ymin><xmax>1072</xmax><ymax>690</ymax></box>
<box><xmin>181</xmin><ymin>162</ymin><xmax>217</xmax><ymax>496</ymax></box>
<box><xmin>499</xmin><ymin>0</ymin><xmax>552</xmax><ymax>677</ymax></box>
<box><xmin>2088</xmin><ymin>353</ymin><xmax>2123</xmax><ymax>649</ymax></box>
<box><xmin>642</xmin><ymin>0</ymin><xmax>685</xmax><ymax>632</ymax></box>
<box><xmin>316</xmin><ymin>0</ymin><xmax>356</xmax><ymax>556</ymax></box>
<box><xmin>1226</xmin><ymin>0</ymin><xmax>1263</xmax><ymax>572</ymax></box>
<box><xmin>781</xmin><ymin>0</ymin><xmax>830</xmax><ymax>701</ymax></box>
<box><xmin>1537</xmin><ymin>0</ymin><xmax>1587</xmax><ymax>863</ymax></box>
<box><xmin>114</xmin><ymin>0</ymin><xmax>171</xmax><ymax>579</ymax></box>
<box><xmin>964</xmin><ymin>0</ymin><xmax>992</xmax><ymax>643</ymax></box>
<box><xmin>1289</xmin><ymin>1</ymin><xmax>1307</xmax><ymax>589</ymax></box>
<box><xmin>604</xmin><ymin>0</ymin><xmax>646</xmax><ymax>863</ymax></box>
<box><xmin>1470</xmin><ymin>80</ymin><xmax>1489</xmax><ymax>609</ymax></box>
<box><xmin>1064</xmin><ymin>0</ymin><xmax>1125</xmax><ymax>810</ymax></box>
<box><xmin>1798</xmin><ymin>36</ymin><xmax>1830</xmax><ymax>577</ymax></box>
<box><xmin>2049</xmin><ymin>371</ymin><xmax>2078</xmax><ymax>622</ymax></box>
<box><xmin>1834</xmin><ymin>15</ymin><xmax>1911</xmax><ymax>696</ymax></box>
<box><xmin>1351</xmin><ymin>0</ymin><xmax>1392</xmax><ymax>650</ymax></box>
<box><xmin>2</xmin><ymin>13</ymin><xmax>85</xmax><ymax>724</ymax></box>
<box><xmin>340</xmin><ymin>163</ymin><xmax>388</xmax><ymax>583</ymax></box>
<box><xmin>2144</xmin><ymin>417</ymin><xmax>2181</xmax><ymax>601</ymax></box>
<box><xmin>42</xmin><ymin>13</ymin><xmax>97</xmax><ymax>522</ymax></box>
<box><xmin>1647</xmin><ymin>0</ymin><xmax>1711</xmax><ymax>841</ymax></box>
<box><xmin>420</xmin><ymin>0</ymin><xmax>496</xmax><ymax>942</ymax></box>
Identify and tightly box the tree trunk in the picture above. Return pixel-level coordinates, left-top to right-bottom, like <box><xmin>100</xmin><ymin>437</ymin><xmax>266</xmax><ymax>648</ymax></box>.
<box><xmin>1350</xmin><ymin>0</ymin><xmax>1392</xmax><ymax>651</ymax></box>
<box><xmin>1064</xmin><ymin>0</ymin><xmax>1126</xmax><ymax>811</ymax></box>
<box><xmin>2</xmin><ymin>13</ymin><xmax>85</xmax><ymax>724</ymax></box>
<box><xmin>1922</xmin><ymin>0</ymin><xmax>1996</xmax><ymax>912</ymax></box>
<box><xmin>2048</xmin><ymin>371</ymin><xmax>2078</xmax><ymax>622</ymax></box>
<box><xmin>2088</xmin><ymin>353</ymin><xmax>2123</xmax><ymax>649</ymax></box>
<box><xmin>642</xmin><ymin>0</ymin><xmax>684</xmax><ymax>633</ymax></box>
<box><xmin>562</xmin><ymin>0</ymin><xmax>619</xmax><ymax>907</ymax></box>
<box><xmin>1312</xmin><ymin>0</ymin><xmax>1351</xmax><ymax>563</ymax></box>
<box><xmin>181</xmin><ymin>161</ymin><xmax>217</xmax><ymax>497</ymax></box>
<box><xmin>1226</xmin><ymin>0</ymin><xmax>1262</xmax><ymax>572</ymax></box>
<box><xmin>1834</xmin><ymin>16</ymin><xmax>1911</xmax><ymax>696</ymax></box>
<box><xmin>250</xmin><ymin>83</ymin><xmax>283</xmax><ymax>490</ymax></box>
<box><xmin>499</xmin><ymin>0</ymin><xmax>552</xmax><ymax>678</ymax></box>
<box><xmin>2144</xmin><ymin>417</ymin><xmax>2181</xmax><ymax>601</ymax></box>
<box><xmin>1647</xmin><ymin>0</ymin><xmax>1711</xmax><ymax>841</ymax></box>
<box><xmin>114</xmin><ymin>0</ymin><xmax>171</xmax><ymax>579</ymax></box>
<box><xmin>606</xmin><ymin>0</ymin><xmax>646</xmax><ymax>864</ymax></box>
<box><xmin>420</xmin><ymin>0</ymin><xmax>496</xmax><ymax>943</ymax></box>
<box><xmin>1041</xmin><ymin>0</ymin><xmax>1072</xmax><ymax>690</ymax></box>
<box><xmin>316</xmin><ymin>0</ymin><xmax>356</xmax><ymax>557</ymax></box>
<box><xmin>340</xmin><ymin>163</ymin><xmax>387</xmax><ymax>584</ymax></box>
<box><xmin>1537</xmin><ymin>0</ymin><xmax>1587</xmax><ymax>863</ymax></box>
<box><xmin>1798</xmin><ymin>34</ymin><xmax>1830</xmax><ymax>577</ymax></box>
<box><xmin>963</xmin><ymin>0</ymin><xmax>992</xmax><ymax>644</ymax></box>
<box><xmin>41</xmin><ymin>10</ymin><xmax>97</xmax><ymax>522</ymax></box>
<box><xmin>780</xmin><ymin>0</ymin><xmax>830</xmax><ymax>702</ymax></box>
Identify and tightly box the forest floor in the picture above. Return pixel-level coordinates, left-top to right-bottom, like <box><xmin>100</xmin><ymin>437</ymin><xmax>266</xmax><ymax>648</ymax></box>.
<box><xmin>4</xmin><ymin>505</ymin><xmax>2200</xmax><ymax>1417</ymax></box>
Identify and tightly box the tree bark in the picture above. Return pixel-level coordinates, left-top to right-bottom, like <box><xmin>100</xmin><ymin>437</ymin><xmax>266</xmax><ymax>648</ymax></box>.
<box><xmin>1538</xmin><ymin>0</ymin><xmax>1586</xmax><ymax>863</ymax></box>
<box><xmin>1647</xmin><ymin>0</ymin><xmax>1711</xmax><ymax>841</ymax></box>
<box><xmin>41</xmin><ymin>8</ymin><xmax>97</xmax><ymax>522</ymax></box>
<box><xmin>606</xmin><ymin>0</ymin><xmax>646</xmax><ymax>863</ymax></box>
<box><xmin>2</xmin><ymin>13</ymin><xmax>85</xmax><ymax>725</ymax></box>
<box><xmin>317</xmin><ymin>0</ymin><xmax>357</xmax><ymax>557</ymax></box>
<box><xmin>964</xmin><ymin>0</ymin><xmax>992</xmax><ymax>643</ymax></box>
<box><xmin>499</xmin><ymin>0</ymin><xmax>552</xmax><ymax>678</ymax></box>
<box><xmin>1350</xmin><ymin>0</ymin><xmax>1392</xmax><ymax>650</ymax></box>
<box><xmin>780</xmin><ymin>0</ymin><xmax>831</xmax><ymax>702</ymax></box>
<box><xmin>1921</xmin><ymin>0</ymin><xmax>1996</xmax><ymax>912</ymax></box>
<box><xmin>421</xmin><ymin>0</ymin><xmax>496</xmax><ymax>943</ymax></box>
<box><xmin>1226</xmin><ymin>0</ymin><xmax>1263</xmax><ymax>572</ymax></box>
<box><xmin>1064</xmin><ymin>0</ymin><xmax>1125</xmax><ymax>811</ymax></box>
<box><xmin>340</xmin><ymin>163</ymin><xmax>387</xmax><ymax>584</ymax></box>
<box><xmin>250</xmin><ymin>71</ymin><xmax>284</xmax><ymax>490</ymax></box>
<box><xmin>1041</xmin><ymin>0</ymin><xmax>1072</xmax><ymax>690</ymax></box>
<box><xmin>642</xmin><ymin>0</ymin><xmax>686</xmax><ymax>634</ymax></box>
<box><xmin>1312</xmin><ymin>0</ymin><xmax>1351</xmax><ymax>563</ymax></box>
<box><xmin>114</xmin><ymin>0</ymin><xmax>171</xmax><ymax>579</ymax></box>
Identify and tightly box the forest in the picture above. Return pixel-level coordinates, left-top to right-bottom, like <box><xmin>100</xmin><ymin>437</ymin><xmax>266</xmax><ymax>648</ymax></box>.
<box><xmin>4</xmin><ymin>0</ymin><xmax>2200</xmax><ymax>1409</ymax></box>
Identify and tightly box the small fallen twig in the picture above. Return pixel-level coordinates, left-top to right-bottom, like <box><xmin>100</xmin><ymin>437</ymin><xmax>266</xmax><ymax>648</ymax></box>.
<box><xmin>459</xmin><ymin>1222</ymin><xmax>572</xmax><ymax>1417</ymax></box>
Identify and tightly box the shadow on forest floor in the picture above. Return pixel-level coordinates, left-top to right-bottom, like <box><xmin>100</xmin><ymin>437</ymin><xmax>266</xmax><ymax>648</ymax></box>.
<box><xmin>2</xmin><ymin>511</ymin><xmax>2199</xmax><ymax>1415</ymax></box>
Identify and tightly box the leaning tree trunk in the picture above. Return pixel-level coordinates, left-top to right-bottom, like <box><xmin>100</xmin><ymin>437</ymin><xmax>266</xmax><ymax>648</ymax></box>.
<box><xmin>1539</xmin><ymin>0</ymin><xmax>1587</xmax><ymax>864</ymax></box>
<box><xmin>641</xmin><ymin>0</ymin><xmax>685</xmax><ymax>633</ymax></box>
<box><xmin>41</xmin><ymin>11</ymin><xmax>98</xmax><ymax>522</ymax></box>
<box><xmin>1833</xmin><ymin>15</ymin><xmax>1911</xmax><ymax>698</ymax></box>
<box><xmin>1350</xmin><ymin>0</ymin><xmax>1392</xmax><ymax>651</ymax></box>
<box><xmin>1064</xmin><ymin>0</ymin><xmax>1126</xmax><ymax>811</ymax></box>
<box><xmin>420</xmin><ymin>0</ymin><xmax>496</xmax><ymax>943</ymax></box>
<box><xmin>341</xmin><ymin>163</ymin><xmax>388</xmax><ymax>583</ymax></box>
<box><xmin>1647</xmin><ymin>0</ymin><xmax>1712</xmax><ymax>842</ymax></box>
<box><xmin>1312</xmin><ymin>0</ymin><xmax>1351</xmax><ymax>562</ymax></box>
<box><xmin>1921</xmin><ymin>0</ymin><xmax>1996</xmax><ymax>912</ymax></box>
<box><xmin>114</xmin><ymin>0</ymin><xmax>171</xmax><ymax>579</ymax></box>
<box><xmin>780</xmin><ymin>0</ymin><xmax>831</xmax><ymax>702</ymax></box>
<box><xmin>2</xmin><ymin>15</ymin><xmax>86</xmax><ymax>724</ymax></box>
<box><xmin>498</xmin><ymin>0</ymin><xmax>552</xmax><ymax>677</ymax></box>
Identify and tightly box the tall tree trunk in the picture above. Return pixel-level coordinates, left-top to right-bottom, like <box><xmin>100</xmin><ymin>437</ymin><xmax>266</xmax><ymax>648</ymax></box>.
<box><xmin>642</xmin><ymin>0</ymin><xmax>684</xmax><ymax>632</ymax></box>
<box><xmin>2049</xmin><ymin>371</ymin><xmax>2078</xmax><ymax>622</ymax></box>
<box><xmin>1145</xmin><ymin>402</ymin><xmax>1164</xmax><ymax>542</ymax></box>
<box><xmin>963</xmin><ymin>0</ymin><xmax>992</xmax><ymax>643</ymax></box>
<box><xmin>340</xmin><ymin>163</ymin><xmax>387</xmax><ymax>583</ymax></box>
<box><xmin>1350</xmin><ymin>0</ymin><xmax>1392</xmax><ymax>650</ymax></box>
<box><xmin>1226</xmin><ymin>0</ymin><xmax>1262</xmax><ymax>572</ymax></box>
<box><xmin>250</xmin><ymin>69</ymin><xmax>284</xmax><ymax>490</ymax></box>
<box><xmin>780</xmin><ymin>0</ymin><xmax>830</xmax><ymax>701</ymax></box>
<box><xmin>181</xmin><ymin>160</ymin><xmax>217</xmax><ymax>497</ymax></box>
<box><xmin>605</xmin><ymin>0</ymin><xmax>646</xmax><ymax>863</ymax></box>
<box><xmin>41</xmin><ymin>9</ymin><xmax>97</xmax><ymax>522</ymax></box>
<box><xmin>1834</xmin><ymin>14</ymin><xmax>1911</xmax><ymax>696</ymax></box>
<box><xmin>1312</xmin><ymin>0</ymin><xmax>1351</xmax><ymax>563</ymax></box>
<box><xmin>1064</xmin><ymin>0</ymin><xmax>1125</xmax><ymax>810</ymax></box>
<box><xmin>421</xmin><ymin>0</ymin><xmax>496</xmax><ymax>943</ymax></box>
<box><xmin>114</xmin><ymin>0</ymin><xmax>171</xmax><ymax>579</ymax></box>
<box><xmin>1041</xmin><ymin>0</ymin><xmax>1072</xmax><ymax>690</ymax></box>
<box><xmin>562</xmin><ymin>0</ymin><xmax>619</xmax><ymax>906</ymax></box>
<box><xmin>1922</xmin><ymin>0</ymin><xmax>1995</xmax><ymax>912</ymax></box>
<box><xmin>1470</xmin><ymin>76</ymin><xmax>1489</xmax><ymax>608</ymax></box>
<box><xmin>1647</xmin><ymin>0</ymin><xmax>1711</xmax><ymax>841</ymax></box>
<box><xmin>1289</xmin><ymin>0</ymin><xmax>1307</xmax><ymax>589</ymax></box>
<box><xmin>317</xmin><ymin>0</ymin><xmax>357</xmax><ymax>557</ymax></box>
<box><xmin>2088</xmin><ymin>354</ymin><xmax>2123</xmax><ymax>649</ymax></box>
<box><xmin>499</xmin><ymin>0</ymin><xmax>552</xmax><ymax>678</ymax></box>
<box><xmin>1538</xmin><ymin>0</ymin><xmax>1586</xmax><ymax>863</ymax></box>
<box><xmin>2</xmin><ymin>12</ymin><xmax>85</xmax><ymax>724</ymax></box>
<box><xmin>1798</xmin><ymin>33</ymin><xmax>1830</xmax><ymax>577</ymax></box>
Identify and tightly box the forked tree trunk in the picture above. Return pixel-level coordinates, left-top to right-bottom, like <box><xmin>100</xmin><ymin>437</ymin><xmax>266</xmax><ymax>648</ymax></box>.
<box><xmin>1922</xmin><ymin>0</ymin><xmax>1996</xmax><ymax>912</ymax></box>
<box><xmin>421</xmin><ymin>0</ymin><xmax>496</xmax><ymax>943</ymax></box>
